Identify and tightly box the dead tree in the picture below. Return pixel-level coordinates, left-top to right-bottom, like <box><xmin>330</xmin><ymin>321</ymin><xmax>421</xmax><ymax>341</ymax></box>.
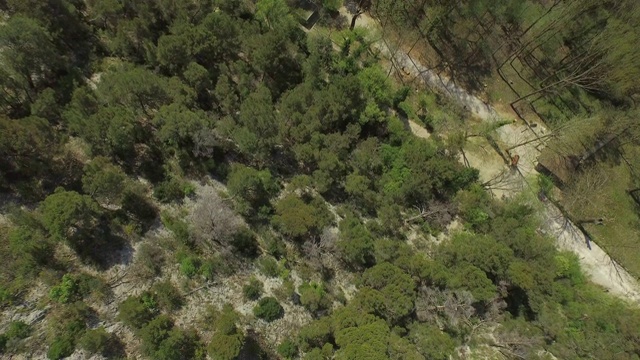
<box><xmin>190</xmin><ymin>187</ymin><xmax>245</xmax><ymax>251</ymax></box>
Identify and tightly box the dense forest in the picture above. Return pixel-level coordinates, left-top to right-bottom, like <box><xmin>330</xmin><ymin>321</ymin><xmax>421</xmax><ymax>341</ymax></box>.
<box><xmin>1</xmin><ymin>0</ymin><xmax>639</xmax><ymax>359</ymax></box>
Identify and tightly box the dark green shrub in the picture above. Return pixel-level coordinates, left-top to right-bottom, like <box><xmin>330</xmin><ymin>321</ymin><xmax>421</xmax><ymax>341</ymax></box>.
<box><xmin>76</xmin><ymin>273</ymin><xmax>110</xmax><ymax>301</ymax></box>
<box><xmin>151</xmin><ymin>281</ymin><xmax>183</xmax><ymax>311</ymax></box>
<box><xmin>258</xmin><ymin>256</ymin><xmax>279</xmax><ymax>277</ymax></box>
<box><xmin>78</xmin><ymin>327</ymin><xmax>110</xmax><ymax>355</ymax></box>
<box><xmin>0</xmin><ymin>334</ymin><xmax>7</xmax><ymax>353</ymax></box>
<box><xmin>117</xmin><ymin>295</ymin><xmax>156</xmax><ymax>329</ymax></box>
<box><xmin>6</xmin><ymin>321</ymin><xmax>31</xmax><ymax>340</ymax></box>
<box><xmin>154</xmin><ymin>178</ymin><xmax>186</xmax><ymax>203</ymax></box>
<box><xmin>140</xmin><ymin>315</ymin><xmax>173</xmax><ymax>356</ymax></box>
<box><xmin>155</xmin><ymin>328</ymin><xmax>200</xmax><ymax>360</ymax></box>
<box><xmin>47</xmin><ymin>336</ymin><xmax>75</xmax><ymax>360</ymax></box>
<box><xmin>253</xmin><ymin>297</ymin><xmax>284</xmax><ymax>322</ymax></box>
<box><xmin>298</xmin><ymin>282</ymin><xmax>330</xmax><ymax>313</ymax></box>
<box><xmin>208</xmin><ymin>333</ymin><xmax>243</xmax><ymax>360</ymax></box>
<box><xmin>277</xmin><ymin>339</ymin><xmax>298</xmax><ymax>359</ymax></box>
<box><xmin>242</xmin><ymin>278</ymin><xmax>264</xmax><ymax>301</ymax></box>
<box><xmin>264</xmin><ymin>234</ymin><xmax>286</xmax><ymax>259</ymax></box>
<box><xmin>231</xmin><ymin>228</ymin><xmax>258</xmax><ymax>257</ymax></box>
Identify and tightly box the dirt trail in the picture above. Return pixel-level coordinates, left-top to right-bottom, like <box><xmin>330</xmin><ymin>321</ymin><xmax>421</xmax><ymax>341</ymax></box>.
<box><xmin>345</xmin><ymin>9</ymin><xmax>640</xmax><ymax>303</ymax></box>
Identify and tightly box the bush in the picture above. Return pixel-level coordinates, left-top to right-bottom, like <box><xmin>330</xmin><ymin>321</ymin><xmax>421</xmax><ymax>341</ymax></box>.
<box><xmin>277</xmin><ymin>339</ymin><xmax>298</xmax><ymax>359</ymax></box>
<box><xmin>161</xmin><ymin>213</ymin><xmax>191</xmax><ymax>245</ymax></box>
<box><xmin>0</xmin><ymin>334</ymin><xmax>6</xmax><ymax>353</ymax></box>
<box><xmin>155</xmin><ymin>328</ymin><xmax>200</xmax><ymax>360</ymax></box>
<box><xmin>298</xmin><ymin>282</ymin><xmax>330</xmax><ymax>313</ymax></box>
<box><xmin>253</xmin><ymin>297</ymin><xmax>284</xmax><ymax>322</ymax></box>
<box><xmin>78</xmin><ymin>327</ymin><xmax>110</xmax><ymax>355</ymax></box>
<box><xmin>49</xmin><ymin>274</ymin><xmax>79</xmax><ymax>304</ymax></box>
<box><xmin>180</xmin><ymin>256</ymin><xmax>200</xmax><ymax>278</ymax></box>
<box><xmin>118</xmin><ymin>295</ymin><xmax>156</xmax><ymax>329</ymax></box>
<box><xmin>258</xmin><ymin>256</ymin><xmax>279</xmax><ymax>277</ymax></box>
<box><xmin>6</xmin><ymin>321</ymin><xmax>31</xmax><ymax>340</ymax></box>
<box><xmin>208</xmin><ymin>333</ymin><xmax>244</xmax><ymax>360</ymax></box>
<box><xmin>264</xmin><ymin>234</ymin><xmax>286</xmax><ymax>259</ymax></box>
<box><xmin>231</xmin><ymin>228</ymin><xmax>258</xmax><ymax>257</ymax></box>
<box><xmin>151</xmin><ymin>281</ymin><xmax>183</xmax><ymax>311</ymax></box>
<box><xmin>154</xmin><ymin>178</ymin><xmax>186</xmax><ymax>203</ymax></box>
<box><xmin>140</xmin><ymin>315</ymin><xmax>174</xmax><ymax>356</ymax></box>
<box><xmin>242</xmin><ymin>277</ymin><xmax>264</xmax><ymax>301</ymax></box>
<box><xmin>47</xmin><ymin>336</ymin><xmax>75</xmax><ymax>360</ymax></box>
<box><xmin>135</xmin><ymin>243</ymin><xmax>165</xmax><ymax>279</ymax></box>
<box><xmin>76</xmin><ymin>273</ymin><xmax>110</xmax><ymax>301</ymax></box>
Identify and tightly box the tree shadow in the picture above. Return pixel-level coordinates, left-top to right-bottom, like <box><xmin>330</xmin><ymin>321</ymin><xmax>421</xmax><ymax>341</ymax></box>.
<box><xmin>75</xmin><ymin>233</ymin><xmax>134</xmax><ymax>271</ymax></box>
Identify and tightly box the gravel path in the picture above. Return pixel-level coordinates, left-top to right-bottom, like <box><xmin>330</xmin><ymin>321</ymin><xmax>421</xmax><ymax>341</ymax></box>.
<box><xmin>347</xmin><ymin>9</ymin><xmax>640</xmax><ymax>303</ymax></box>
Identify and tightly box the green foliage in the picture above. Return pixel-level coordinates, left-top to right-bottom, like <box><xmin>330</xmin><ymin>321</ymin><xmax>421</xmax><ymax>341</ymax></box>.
<box><xmin>180</xmin><ymin>256</ymin><xmax>201</xmax><ymax>278</ymax></box>
<box><xmin>298</xmin><ymin>282</ymin><xmax>331</xmax><ymax>313</ymax></box>
<box><xmin>208</xmin><ymin>333</ymin><xmax>244</xmax><ymax>360</ymax></box>
<box><xmin>78</xmin><ymin>327</ymin><xmax>111</xmax><ymax>355</ymax></box>
<box><xmin>40</xmin><ymin>188</ymin><xmax>105</xmax><ymax>249</ymax></box>
<box><xmin>337</xmin><ymin>215</ymin><xmax>375</xmax><ymax>268</ymax></box>
<box><xmin>407</xmin><ymin>323</ymin><xmax>457</xmax><ymax>360</ymax></box>
<box><xmin>118</xmin><ymin>295</ymin><xmax>156</xmax><ymax>329</ymax></box>
<box><xmin>258</xmin><ymin>256</ymin><xmax>281</xmax><ymax>277</ymax></box>
<box><xmin>360</xmin><ymin>263</ymin><xmax>416</xmax><ymax>323</ymax></box>
<box><xmin>47</xmin><ymin>336</ymin><xmax>75</xmax><ymax>360</ymax></box>
<box><xmin>6</xmin><ymin>321</ymin><xmax>30</xmax><ymax>340</ymax></box>
<box><xmin>231</xmin><ymin>227</ymin><xmax>259</xmax><ymax>257</ymax></box>
<box><xmin>253</xmin><ymin>297</ymin><xmax>284</xmax><ymax>322</ymax></box>
<box><xmin>243</xmin><ymin>277</ymin><xmax>264</xmax><ymax>301</ymax></box>
<box><xmin>272</xmin><ymin>193</ymin><xmax>333</xmax><ymax>239</ymax></box>
<box><xmin>161</xmin><ymin>213</ymin><xmax>191</xmax><ymax>245</ymax></box>
<box><xmin>150</xmin><ymin>281</ymin><xmax>183</xmax><ymax>312</ymax></box>
<box><xmin>139</xmin><ymin>315</ymin><xmax>172</xmax><ymax>356</ymax></box>
<box><xmin>206</xmin><ymin>304</ymin><xmax>244</xmax><ymax>360</ymax></box>
<box><xmin>0</xmin><ymin>116</ymin><xmax>57</xmax><ymax>193</ymax></box>
<box><xmin>49</xmin><ymin>274</ymin><xmax>79</xmax><ymax>304</ymax></box>
<box><xmin>277</xmin><ymin>339</ymin><xmax>298</xmax><ymax>359</ymax></box>
<box><xmin>82</xmin><ymin>157</ymin><xmax>127</xmax><ymax>204</ymax></box>
<box><xmin>226</xmin><ymin>164</ymin><xmax>279</xmax><ymax>218</ymax></box>
<box><xmin>154</xmin><ymin>178</ymin><xmax>188</xmax><ymax>203</ymax></box>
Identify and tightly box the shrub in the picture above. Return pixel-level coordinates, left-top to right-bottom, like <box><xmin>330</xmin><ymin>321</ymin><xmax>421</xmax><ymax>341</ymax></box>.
<box><xmin>298</xmin><ymin>282</ymin><xmax>330</xmax><ymax>313</ymax></box>
<box><xmin>49</xmin><ymin>274</ymin><xmax>79</xmax><ymax>304</ymax></box>
<box><xmin>277</xmin><ymin>339</ymin><xmax>298</xmax><ymax>359</ymax></box>
<box><xmin>6</xmin><ymin>321</ymin><xmax>31</xmax><ymax>340</ymax></box>
<box><xmin>0</xmin><ymin>334</ymin><xmax>7</xmax><ymax>353</ymax></box>
<box><xmin>135</xmin><ymin>243</ymin><xmax>165</xmax><ymax>279</ymax></box>
<box><xmin>258</xmin><ymin>256</ymin><xmax>279</xmax><ymax>277</ymax></box>
<box><xmin>253</xmin><ymin>297</ymin><xmax>284</xmax><ymax>322</ymax></box>
<box><xmin>273</xmin><ymin>280</ymin><xmax>295</xmax><ymax>302</ymax></box>
<box><xmin>231</xmin><ymin>228</ymin><xmax>258</xmax><ymax>257</ymax></box>
<box><xmin>140</xmin><ymin>315</ymin><xmax>174</xmax><ymax>356</ymax></box>
<box><xmin>264</xmin><ymin>234</ymin><xmax>286</xmax><ymax>259</ymax></box>
<box><xmin>208</xmin><ymin>333</ymin><xmax>244</xmax><ymax>360</ymax></box>
<box><xmin>117</xmin><ymin>295</ymin><xmax>156</xmax><ymax>329</ymax></box>
<box><xmin>78</xmin><ymin>327</ymin><xmax>110</xmax><ymax>355</ymax></box>
<box><xmin>180</xmin><ymin>256</ymin><xmax>200</xmax><ymax>278</ymax></box>
<box><xmin>76</xmin><ymin>273</ymin><xmax>110</xmax><ymax>301</ymax></box>
<box><xmin>161</xmin><ymin>213</ymin><xmax>191</xmax><ymax>245</ymax></box>
<box><xmin>154</xmin><ymin>178</ymin><xmax>186</xmax><ymax>203</ymax></box>
<box><xmin>47</xmin><ymin>336</ymin><xmax>75</xmax><ymax>360</ymax></box>
<box><xmin>151</xmin><ymin>281</ymin><xmax>183</xmax><ymax>311</ymax></box>
<box><xmin>242</xmin><ymin>278</ymin><xmax>264</xmax><ymax>301</ymax></box>
<box><xmin>155</xmin><ymin>328</ymin><xmax>200</xmax><ymax>360</ymax></box>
